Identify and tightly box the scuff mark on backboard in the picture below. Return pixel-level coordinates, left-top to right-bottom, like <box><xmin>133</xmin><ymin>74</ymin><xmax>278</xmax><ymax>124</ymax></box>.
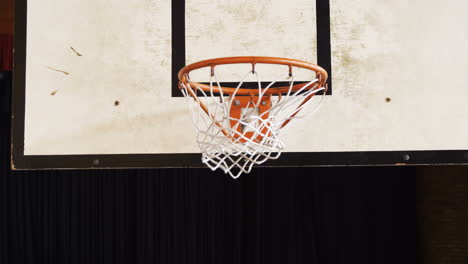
<box><xmin>46</xmin><ymin>66</ymin><xmax>70</xmax><ymax>75</ymax></box>
<box><xmin>70</xmin><ymin>47</ymin><xmax>83</xmax><ymax>56</ymax></box>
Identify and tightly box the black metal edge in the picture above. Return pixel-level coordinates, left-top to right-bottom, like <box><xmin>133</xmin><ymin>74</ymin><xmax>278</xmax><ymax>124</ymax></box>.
<box><xmin>11</xmin><ymin>0</ymin><xmax>27</xmax><ymax>170</ymax></box>
<box><xmin>11</xmin><ymin>150</ymin><xmax>468</xmax><ymax>170</ymax></box>
<box><xmin>171</xmin><ymin>0</ymin><xmax>332</xmax><ymax>97</ymax></box>
<box><xmin>171</xmin><ymin>0</ymin><xmax>185</xmax><ymax>97</ymax></box>
<box><xmin>316</xmin><ymin>0</ymin><xmax>332</xmax><ymax>94</ymax></box>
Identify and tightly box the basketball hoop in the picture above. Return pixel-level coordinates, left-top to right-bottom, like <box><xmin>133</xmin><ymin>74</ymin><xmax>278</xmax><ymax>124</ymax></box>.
<box><xmin>178</xmin><ymin>56</ymin><xmax>328</xmax><ymax>178</ymax></box>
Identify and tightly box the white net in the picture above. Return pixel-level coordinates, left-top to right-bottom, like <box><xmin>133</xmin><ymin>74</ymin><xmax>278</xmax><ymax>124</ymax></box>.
<box><xmin>180</xmin><ymin>67</ymin><xmax>326</xmax><ymax>179</ymax></box>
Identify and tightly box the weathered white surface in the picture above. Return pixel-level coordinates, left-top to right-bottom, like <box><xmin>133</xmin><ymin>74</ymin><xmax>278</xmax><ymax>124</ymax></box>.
<box><xmin>186</xmin><ymin>0</ymin><xmax>317</xmax><ymax>81</ymax></box>
<box><xmin>24</xmin><ymin>0</ymin><xmax>468</xmax><ymax>155</ymax></box>
<box><xmin>298</xmin><ymin>0</ymin><xmax>468</xmax><ymax>152</ymax></box>
<box><xmin>25</xmin><ymin>0</ymin><xmax>191</xmax><ymax>154</ymax></box>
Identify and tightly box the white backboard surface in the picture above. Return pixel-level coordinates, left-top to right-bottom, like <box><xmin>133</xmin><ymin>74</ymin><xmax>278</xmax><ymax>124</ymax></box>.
<box><xmin>12</xmin><ymin>0</ymin><xmax>468</xmax><ymax>168</ymax></box>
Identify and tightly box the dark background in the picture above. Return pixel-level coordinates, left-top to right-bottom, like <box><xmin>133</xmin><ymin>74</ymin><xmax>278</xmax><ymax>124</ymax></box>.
<box><xmin>1</xmin><ymin>87</ymin><xmax>420</xmax><ymax>264</ymax></box>
<box><xmin>2</xmin><ymin>1</ymin><xmax>468</xmax><ymax>263</ymax></box>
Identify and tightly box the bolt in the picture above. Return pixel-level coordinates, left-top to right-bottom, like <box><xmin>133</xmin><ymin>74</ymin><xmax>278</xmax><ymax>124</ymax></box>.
<box><xmin>234</xmin><ymin>100</ymin><xmax>241</xmax><ymax>106</ymax></box>
<box><xmin>261</xmin><ymin>101</ymin><xmax>267</xmax><ymax>106</ymax></box>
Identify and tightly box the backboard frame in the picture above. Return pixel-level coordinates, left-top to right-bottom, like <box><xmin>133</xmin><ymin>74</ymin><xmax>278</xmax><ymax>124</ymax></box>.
<box><xmin>170</xmin><ymin>0</ymin><xmax>333</xmax><ymax>97</ymax></box>
<box><xmin>11</xmin><ymin>0</ymin><xmax>468</xmax><ymax>170</ymax></box>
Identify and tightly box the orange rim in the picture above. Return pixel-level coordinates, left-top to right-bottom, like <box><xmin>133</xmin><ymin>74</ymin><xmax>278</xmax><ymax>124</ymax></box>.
<box><xmin>178</xmin><ymin>56</ymin><xmax>328</xmax><ymax>95</ymax></box>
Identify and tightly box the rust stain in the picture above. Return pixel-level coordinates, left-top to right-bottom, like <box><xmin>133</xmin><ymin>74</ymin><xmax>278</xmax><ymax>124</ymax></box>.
<box><xmin>114</xmin><ymin>100</ymin><xmax>120</xmax><ymax>106</ymax></box>
<box><xmin>46</xmin><ymin>66</ymin><xmax>70</xmax><ymax>75</ymax></box>
<box><xmin>70</xmin><ymin>47</ymin><xmax>83</xmax><ymax>56</ymax></box>
<box><xmin>385</xmin><ymin>97</ymin><xmax>392</xmax><ymax>103</ymax></box>
<box><xmin>51</xmin><ymin>90</ymin><xmax>58</xmax><ymax>96</ymax></box>
<box><xmin>340</xmin><ymin>52</ymin><xmax>355</xmax><ymax>69</ymax></box>
<box><xmin>364</xmin><ymin>12</ymin><xmax>380</xmax><ymax>30</ymax></box>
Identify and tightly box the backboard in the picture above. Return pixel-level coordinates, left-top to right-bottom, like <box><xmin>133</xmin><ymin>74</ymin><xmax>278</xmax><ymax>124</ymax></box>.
<box><xmin>12</xmin><ymin>0</ymin><xmax>468</xmax><ymax>170</ymax></box>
